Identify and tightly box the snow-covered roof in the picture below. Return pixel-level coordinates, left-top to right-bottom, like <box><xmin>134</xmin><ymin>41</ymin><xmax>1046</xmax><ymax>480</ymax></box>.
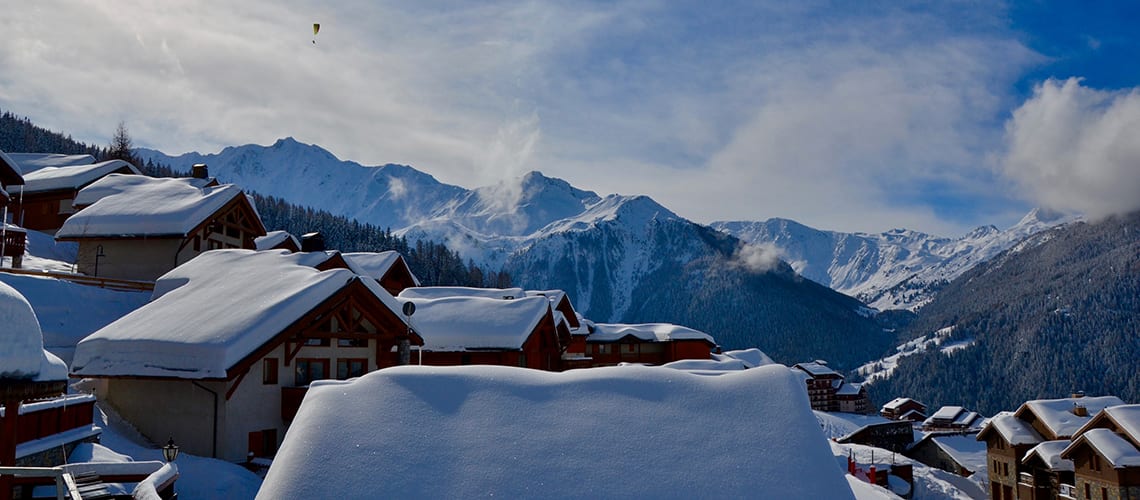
<box><xmin>1062</xmin><ymin>428</ymin><xmax>1140</xmax><ymax>468</ymax></box>
<box><xmin>6</xmin><ymin>153</ymin><xmax>95</xmax><ymax>173</ymax></box>
<box><xmin>978</xmin><ymin>411</ymin><xmax>1043</xmax><ymax>446</ymax></box>
<box><xmin>18</xmin><ymin>160</ymin><xmax>140</xmax><ymax>194</ymax></box>
<box><xmin>57</xmin><ymin>174</ymin><xmax>247</xmax><ymax>239</ymax></box>
<box><xmin>1019</xmin><ymin>396</ymin><xmax>1125</xmax><ymax>438</ymax></box>
<box><xmin>404</xmin><ymin>295</ymin><xmax>551</xmax><ymax>351</ymax></box>
<box><xmin>1076</xmin><ymin>404</ymin><xmax>1140</xmax><ymax>444</ymax></box>
<box><xmin>398</xmin><ymin>286</ymin><xmax>525</xmax><ymax>300</ymax></box>
<box><xmin>1023</xmin><ymin>440</ymin><xmax>1075</xmax><ymax>472</ymax></box>
<box><xmin>931</xmin><ymin>434</ymin><xmax>988</xmax><ymax>473</ymax></box>
<box><xmin>931</xmin><ymin>405</ymin><xmax>964</xmax><ymax>421</ymax></box>
<box><xmin>663</xmin><ymin>348</ymin><xmax>775</xmax><ymax>373</ymax></box>
<box><xmin>0</xmin><ymin>281</ymin><xmax>67</xmax><ymax>382</ymax></box>
<box><xmin>255</xmin><ymin>230</ymin><xmax>300</xmax><ymax>251</ymax></box>
<box><xmin>259</xmin><ymin>364</ymin><xmax>856</xmax><ymax>498</ymax></box>
<box><xmin>793</xmin><ymin>361</ymin><xmax>841</xmax><ymax>378</ymax></box>
<box><xmin>589</xmin><ymin>323</ymin><xmax>715</xmax><ymax>344</ymax></box>
<box><xmin>343</xmin><ymin>251</ymin><xmax>419</xmax><ymax>285</ymax></box>
<box><xmin>883</xmin><ymin>397</ymin><xmax>921</xmax><ymax>411</ymax></box>
<box><xmin>72</xmin><ymin>250</ymin><xmax>405</xmax><ymax>379</ymax></box>
<box><xmin>836</xmin><ymin>382</ymin><xmax>864</xmax><ymax>396</ymax></box>
<box><xmin>900</xmin><ymin>409</ymin><xmax>926</xmax><ymax>420</ymax></box>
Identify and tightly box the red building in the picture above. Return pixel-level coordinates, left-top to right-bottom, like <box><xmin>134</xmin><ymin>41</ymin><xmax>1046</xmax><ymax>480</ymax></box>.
<box><xmin>584</xmin><ymin>323</ymin><xmax>716</xmax><ymax>367</ymax></box>
<box><xmin>9</xmin><ymin>159</ymin><xmax>140</xmax><ymax>232</ymax></box>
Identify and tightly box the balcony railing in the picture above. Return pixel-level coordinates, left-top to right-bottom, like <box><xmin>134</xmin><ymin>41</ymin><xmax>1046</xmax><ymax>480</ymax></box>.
<box><xmin>1018</xmin><ymin>472</ymin><xmax>1034</xmax><ymax>487</ymax></box>
<box><xmin>1059</xmin><ymin>483</ymin><xmax>1077</xmax><ymax>499</ymax></box>
<box><xmin>2</xmin><ymin>227</ymin><xmax>25</xmax><ymax>257</ymax></box>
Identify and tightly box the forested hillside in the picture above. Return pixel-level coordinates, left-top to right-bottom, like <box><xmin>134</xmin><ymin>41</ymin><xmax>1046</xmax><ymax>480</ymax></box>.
<box><xmin>869</xmin><ymin>212</ymin><xmax>1140</xmax><ymax>414</ymax></box>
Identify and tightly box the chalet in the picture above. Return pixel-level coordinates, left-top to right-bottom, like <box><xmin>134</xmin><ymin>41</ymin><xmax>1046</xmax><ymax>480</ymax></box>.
<box><xmin>791</xmin><ymin>361</ymin><xmax>872</xmax><ymax>414</ymax></box>
<box><xmin>405</xmin><ymin>295</ymin><xmax>563</xmax><ymax>371</ymax></box>
<box><xmin>55</xmin><ymin>173</ymin><xmax>266</xmax><ymax>281</ymax></box>
<box><xmin>255</xmin><ymin>230</ymin><xmax>301</xmax><ymax>252</ymax></box>
<box><xmin>586</xmin><ymin>323</ymin><xmax>716</xmax><ymax>367</ymax></box>
<box><xmin>837</xmin><ymin>420</ymin><xmax>914</xmax><ymax>452</ymax></box>
<box><xmin>1059</xmin><ymin>404</ymin><xmax>1140</xmax><ymax>500</ymax></box>
<box><xmin>978</xmin><ymin>395</ymin><xmax>1124</xmax><ymax>500</ymax></box>
<box><xmin>1</xmin><ymin>150</ymin><xmax>27</xmax><ymax>268</ymax></box>
<box><xmin>906</xmin><ymin>433</ymin><xmax>988</xmax><ymax>478</ymax></box>
<box><xmin>344</xmin><ymin>251</ymin><xmax>420</xmax><ymax>295</ymax></box>
<box><xmin>882</xmin><ymin>397</ymin><xmax>928</xmax><ymax>422</ymax></box>
<box><xmin>1022</xmin><ymin>440</ymin><xmax>1075</xmax><ymax>498</ymax></box>
<box><xmin>9</xmin><ymin>159</ymin><xmax>141</xmax><ymax>233</ymax></box>
<box><xmin>525</xmin><ymin>290</ymin><xmax>581</xmax><ymax>331</ymax></box>
<box><xmin>5</xmin><ymin>153</ymin><xmax>95</xmax><ymax>173</ymax></box>
<box><xmin>1</xmin><ymin>281</ymin><xmax>100</xmax><ymax>498</ymax></box>
<box><xmin>69</xmin><ymin>249</ymin><xmax>421</xmax><ymax>462</ymax></box>
<box><xmin>922</xmin><ymin>405</ymin><xmax>985</xmax><ymax>432</ymax></box>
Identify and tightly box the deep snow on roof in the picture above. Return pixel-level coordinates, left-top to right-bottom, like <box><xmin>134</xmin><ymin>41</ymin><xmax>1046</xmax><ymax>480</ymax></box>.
<box><xmin>0</xmin><ymin>281</ymin><xmax>67</xmax><ymax>381</ymax></box>
<box><xmin>18</xmin><ymin>160</ymin><xmax>140</xmax><ymax>194</ymax></box>
<box><xmin>58</xmin><ymin>174</ymin><xmax>243</xmax><ymax>238</ymax></box>
<box><xmin>7</xmin><ymin>153</ymin><xmax>94</xmax><ymax>173</ymax></box>
<box><xmin>0</xmin><ymin>149</ymin><xmax>24</xmax><ymax>181</ymax></box>
<box><xmin>1023</xmin><ymin>440</ymin><xmax>1075</xmax><ymax>472</ymax></box>
<box><xmin>72</xmin><ymin>250</ymin><xmax>404</xmax><ymax>379</ymax></box>
<box><xmin>981</xmin><ymin>411</ymin><xmax>1043</xmax><ymax>446</ymax></box>
<box><xmin>398</xmin><ymin>286</ymin><xmax>525</xmax><ymax>300</ymax></box>
<box><xmin>259</xmin><ymin>364</ymin><xmax>855</xmax><ymax>499</ymax></box>
<box><xmin>589</xmin><ymin>322</ymin><xmax>715</xmax><ymax>344</ymax></box>
<box><xmin>930</xmin><ymin>434</ymin><xmax>988</xmax><ymax>473</ymax></box>
<box><xmin>1065</xmin><ymin>428</ymin><xmax>1140</xmax><ymax>468</ymax></box>
<box><xmin>793</xmin><ymin>361</ymin><xmax>841</xmax><ymax>378</ymax></box>
<box><xmin>883</xmin><ymin>397</ymin><xmax>921</xmax><ymax>411</ymax></box>
<box><xmin>662</xmin><ymin>348</ymin><xmax>776</xmax><ymax>373</ymax></box>
<box><xmin>931</xmin><ymin>406</ymin><xmax>964</xmax><ymax>421</ymax></box>
<box><xmin>254</xmin><ymin>230</ymin><xmax>299</xmax><ymax>250</ymax></box>
<box><xmin>836</xmin><ymin>382</ymin><xmax>864</xmax><ymax>396</ymax></box>
<box><xmin>1022</xmin><ymin>396</ymin><xmax>1125</xmax><ymax>438</ymax></box>
<box><xmin>1082</xmin><ymin>404</ymin><xmax>1140</xmax><ymax>443</ymax></box>
<box><xmin>343</xmin><ymin>251</ymin><xmax>418</xmax><ymax>284</ymax></box>
<box><xmin>404</xmin><ymin>295</ymin><xmax>550</xmax><ymax>351</ymax></box>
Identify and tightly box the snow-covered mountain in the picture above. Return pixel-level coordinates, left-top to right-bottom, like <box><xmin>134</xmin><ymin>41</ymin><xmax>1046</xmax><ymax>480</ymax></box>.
<box><xmin>138</xmin><ymin>139</ymin><xmax>895</xmax><ymax>367</ymax></box>
<box><xmin>712</xmin><ymin>208</ymin><xmax>1076</xmax><ymax>310</ymax></box>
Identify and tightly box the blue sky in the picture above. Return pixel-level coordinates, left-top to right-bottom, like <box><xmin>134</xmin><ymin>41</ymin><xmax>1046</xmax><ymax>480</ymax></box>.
<box><xmin>2</xmin><ymin>1</ymin><xmax>1139</xmax><ymax>235</ymax></box>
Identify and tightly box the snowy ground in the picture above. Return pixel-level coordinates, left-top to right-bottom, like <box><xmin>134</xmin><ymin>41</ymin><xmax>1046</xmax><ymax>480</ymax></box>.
<box><xmin>89</xmin><ymin>393</ymin><xmax>262</xmax><ymax>498</ymax></box>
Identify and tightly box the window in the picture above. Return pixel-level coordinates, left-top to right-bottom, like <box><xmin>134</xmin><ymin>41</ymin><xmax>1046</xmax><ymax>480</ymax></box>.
<box><xmin>336</xmin><ymin>359</ymin><xmax>367</xmax><ymax>379</ymax></box>
<box><xmin>262</xmin><ymin>358</ymin><xmax>278</xmax><ymax>384</ymax></box>
<box><xmin>1002</xmin><ymin>462</ymin><xmax>1008</xmax><ymax>476</ymax></box>
<box><xmin>193</xmin><ymin>235</ymin><xmax>201</xmax><ymax>251</ymax></box>
<box><xmin>1093</xmin><ymin>454</ymin><xmax>1101</xmax><ymax>471</ymax></box>
<box><xmin>1085</xmin><ymin>483</ymin><xmax>1090</xmax><ymax>500</ymax></box>
<box><xmin>248</xmin><ymin>428</ymin><xmax>278</xmax><ymax>458</ymax></box>
<box><xmin>295</xmin><ymin>359</ymin><xmax>329</xmax><ymax>386</ymax></box>
<box><xmin>1101</xmin><ymin>487</ymin><xmax>1107</xmax><ymax>500</ymax></box>
<box><xmin>338</xmin><ymin>338</ymin><xmax>368</xmax><ymax>348</ymax></box>
<box><xmin>304</xmin><ymin>337</ymin><xmax>330</xmax><ymax>347</ymax></box>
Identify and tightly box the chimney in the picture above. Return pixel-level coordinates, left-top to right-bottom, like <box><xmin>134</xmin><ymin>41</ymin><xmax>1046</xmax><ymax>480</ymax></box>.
<box><xmin>1071</xmin><ymin>391</ymin><xmax>1086</xmax><ymax>399</ymax></box>
<box><xmin>192</xmin><ymin>163</ymin><xmax>209</xmax><ymax>179</ymax></box>
<box><xmin>301</xmin><ymin>232</ymin><xmax>325</xmax><ymax>252</ymax></box>
<box><xmin>1072</xmin><ymin>402</ymin><xmax>1088</xmax><ymax>417</ymax></box>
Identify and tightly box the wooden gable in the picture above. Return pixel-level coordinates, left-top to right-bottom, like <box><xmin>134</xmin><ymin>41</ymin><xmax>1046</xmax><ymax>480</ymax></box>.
<box><xmin>378</xmin><ymin>255</ymin><xmax>418</xmax><ymax>295</ymax></box>
<box><xmin>198</xmin><ymin>193</ymin><xmax>267</xmax><ymax>247</ymax></box>
<box><xmin>227</xmin><ymin>278</ymin><xmax>419</xmax><ymax>381</ymax></box>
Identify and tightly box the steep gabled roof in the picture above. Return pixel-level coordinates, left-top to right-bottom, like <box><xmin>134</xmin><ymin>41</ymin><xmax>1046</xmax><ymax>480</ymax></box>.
<box><xmin>57</xmin><ymin>174</ymin><xmax>249</xmax><ymax>239</ymax></box>
<box><xmin>344</xmin><ymin>251</ymin><xmax>420</xmax><ymax>287</ymax></box>
<box><xmin>1023</xmin><ymin>440</ymin><xmax>1075</xmax><ymax>472</ymax></box>
<box><xmin>404</xmin><ymin>296</ymin><xmax>552</xmax><ymax>351</ymax></box>
<box><xmin>1015</xmin><ymin>396</ymin><xmax>1125</xmax><ymax>439</ymax></box>
<box><xmin>1072</xmin><ymin>404</ymin><xmax>1140</xmax><ymax>446</ymax></box>
<box><xmin>977</xmin><ymin>411</ymin><xmax>1043</xmax><ymax>446</ymax></box>
<box><xmin>72</xmin><ymin>250</ymin><xmax>408</xmax><ymax>379</ymax></box>
<box><xmin>883</xmin><ymin>397</ymin><xmax>924</xmax><ymax>412</ymax></box>
<box><xmin>18</xmin><ymin>160</ymin><xmax>140</xmax><ymax>194</ymax></box>
<box><xmin>792</xmin><ymin>361</ymin><xmax>841</xmax><ymax>378</ymax></box>
<box><xmin>255</xmin><ymin>230</ymin><xmax>302</xmax><ymax>252</ymax></box>
<box><xmin>1061</xmin><ymin>428</ymin><xmax>1140</xmax><ymax>468</ymax></box>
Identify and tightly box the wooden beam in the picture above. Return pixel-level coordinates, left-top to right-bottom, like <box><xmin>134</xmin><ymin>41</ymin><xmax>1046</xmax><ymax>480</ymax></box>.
<box><xmin>225</xmin><ymin>369</ymin><xmax>249</xmax><ymax>401</ymax></box>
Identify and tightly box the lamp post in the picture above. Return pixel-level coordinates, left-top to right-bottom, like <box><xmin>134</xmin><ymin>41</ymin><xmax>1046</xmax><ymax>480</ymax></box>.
<box><xmin>162</xmin><ymin>437</ymin><xmax>180</xmax><ymax>462</ymax></box>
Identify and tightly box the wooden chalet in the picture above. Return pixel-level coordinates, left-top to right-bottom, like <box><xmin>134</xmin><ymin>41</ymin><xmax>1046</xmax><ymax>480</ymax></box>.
<box><xmin>406</xmin><ymin>296</ymin><xmax>564</xmax><ymax>371</ymax></box>
<box><xmin>255</xmin><ymin>230</ymin><xmax>302</xmax><ymax>253</ymax></box>
<box><xmin>70</xmin><ymin>250</ymin><xmax>421</xmax><ymax>462</ymax></box>
<box><xmin>344</xmin><ymin>251</ymin><xmax>420</xmax><ymax>295</ymax></box>
<box><xmin>791</xmin><ymin>361</ymin><xmax>871</xmax><ymax>414</ymax></box>
<box><xmin>9</xmin><ymin>159</ymin><xmax>140</xmax><ymax>233</ymax></box>
<box><xmin>922</xmin><ymin>405</ymin><xmax>984</xmax><ymax>432</ymax></box>
<box><xmin>1059</xmin><ymin>405</ymin><xmax>1140</xmax><ymax>500</ymax></box>
<box><xmin>1</xmin><ymin>150</ymin><xmax>27</xmax><ymax>268</ymax></box>
<box><xmin>55</xmin><ymin>171</ymin><xmax>265</xmax><ymax>281</ymax></box>
<box><xmin>978</xmin><ymin>395</ymin><xmax>1124</xmax><ymax>500</ymax></box>
<box><xmin>881</xmin><ymin>397</ymin><xmax>928</xmax><ymax>422</ymax></box>
<box><xmin>585</xmin><ymin>323</ymin><xmax>716</xmax><ymax>367</ymax></box>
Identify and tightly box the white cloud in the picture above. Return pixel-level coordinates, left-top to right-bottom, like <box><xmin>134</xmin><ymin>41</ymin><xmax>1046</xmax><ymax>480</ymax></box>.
<box><xmin>0</xmin><ymin>1</ymin><xmax>1042</xmax><ymax>234</ymax></box>
<box><xmin>1002</xmin><ymin>78</ymin><xmax>1140</xmax><ymax>218</ymax></box>
<box><xmin>731</xmin><ymin>242</ymin><xmax>783</xmax><ymax>274</ymax></box>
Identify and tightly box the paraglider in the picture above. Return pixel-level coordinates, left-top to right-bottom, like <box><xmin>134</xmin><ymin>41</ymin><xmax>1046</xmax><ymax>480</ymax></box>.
<box><xmin>312</xmin><ymin>23</ymin><xmax>320</xmax><ymax>44</ymax></box>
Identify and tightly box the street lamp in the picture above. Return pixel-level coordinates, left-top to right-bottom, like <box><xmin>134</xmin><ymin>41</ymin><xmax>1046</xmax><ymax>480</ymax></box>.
<box><xmin>162</xmin><ymin>437</ymin><xmax>180</xmax><ymax>462</ymax></box>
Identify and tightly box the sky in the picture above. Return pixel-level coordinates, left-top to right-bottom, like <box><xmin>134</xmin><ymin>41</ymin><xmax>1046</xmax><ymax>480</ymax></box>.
<box><xmin>2</xmin><ymin>0</ymin><xmax>1139</xmax><ymax>235</ymax></box>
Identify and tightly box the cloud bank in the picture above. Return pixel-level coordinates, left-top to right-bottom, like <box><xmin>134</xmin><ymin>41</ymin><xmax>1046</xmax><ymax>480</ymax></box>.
<box><xmin>1002</xmin><ymin>78</ymin><xmax>1140</xmax><ymax>218</ymax></box>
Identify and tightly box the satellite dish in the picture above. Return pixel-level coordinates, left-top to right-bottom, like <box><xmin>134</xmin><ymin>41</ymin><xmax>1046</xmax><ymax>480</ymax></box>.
<box><xmin>402</xmin><ymin>301</ymin><xmax>416</xmax><ymax>317</ymax></box>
